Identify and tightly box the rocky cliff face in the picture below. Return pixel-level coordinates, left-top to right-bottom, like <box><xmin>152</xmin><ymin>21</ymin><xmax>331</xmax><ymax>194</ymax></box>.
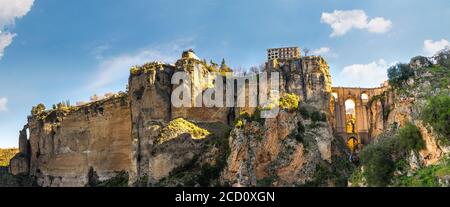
<box><xmin>221</xmin><ymin>57</ymin><xmax>350</xmax><ymax>187</ymax></box>
<box><xmin>24</xmin><ymin>94</ymin><xmax>132</xmax><ymax>187</ymax></box>
<box><xmin>350</xmin><ymin>55</ymin><xmax>450</xmax><ymax>187</ymax></box>
<box><xmin>128</xmin><ymin>59</ymin><xmax>231</xmax><ymax>185</ymax></box>
<box><xmin>9</xmin><ymin>52</ymin><xmax>351</xmax><ymax>187</ymax></box>
<box><xmin>369</xmin><ymin>57</ymin><xmax>449</xmax><ymax>167</ymax></box>
<box><xmin>267</xmin><ymin>56</ymin><xmax>332</xmax><ymax>111</ymax></box>
<box><xmin>222</xmin><ymin>110</ymin><xmax>336</xmax><ymax>186</ymax></box>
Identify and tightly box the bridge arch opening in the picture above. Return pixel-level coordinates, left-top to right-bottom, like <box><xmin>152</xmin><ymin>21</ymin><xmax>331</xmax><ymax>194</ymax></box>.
<box><xmin>347</xmin><ymin>136</ymin><xmax>359</xmax><ymax>152</ymax></box>
<box><xmin>331</xmin><ymin>92</ymin><xmax>338</xmax><ymax>99</ymax></box>
<box><xmin>361</xmin><ymin>93</ymin><xmax>369</xmax><ymax>103</ymax></box>
<box><xmin>345</xmin><ymin>99</ymin><xmax>357</xmax><ymax>134</ymax></box>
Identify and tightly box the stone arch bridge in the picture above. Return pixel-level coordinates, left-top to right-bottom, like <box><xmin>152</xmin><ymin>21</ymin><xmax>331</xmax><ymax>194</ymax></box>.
<box><xmin>330</xmin><ymin>84</ymin><xmax>390</xmax><ymax>150</ymax></box>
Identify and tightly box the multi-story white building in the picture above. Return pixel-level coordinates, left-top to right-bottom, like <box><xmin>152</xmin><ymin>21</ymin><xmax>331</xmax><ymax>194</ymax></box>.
<box><xmin>267</xmin><ymin>47</ymin><xmax>301</xmax><ymax>61</ymax></box>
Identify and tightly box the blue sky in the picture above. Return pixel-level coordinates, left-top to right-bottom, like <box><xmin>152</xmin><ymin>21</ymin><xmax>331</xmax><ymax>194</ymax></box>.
<box><xmin>0</xmin><ymin>0</ymin><xmax>449</xmax><ymax>147</ymax></box>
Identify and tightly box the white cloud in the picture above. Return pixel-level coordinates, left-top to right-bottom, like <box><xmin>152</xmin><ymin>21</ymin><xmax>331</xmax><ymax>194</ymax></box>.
<box><xmin>311</xmin><ymin>47</ymin><xmax>331</xmax><ymax>55</ymax></box>
<box><xmin>0</xmin><ymin>0</ymin><xmax>34</xmax><ymax>60</ymax></box>
<box><xmin>423</xmin><ymin>39</ymin><xmax>450</xmax><ymax>56</ymax></box>
<box><xmin>321</xmin><ymin>10</ymin><xmax>392</xmax><ymax>37</ymax></box>
<box><xmin>89</xmin><ymin>39</ymin><xmax>195</xmax><ymax>90</ymax></box>
<box><xmin>0</xmin><ymin>97</ymin><xmax>8</xmax><ymax>112</ymax></box>
<box><xmin>367</xmin><ymin>17</ymin><xmax>392</xmax><ymax>33</ymax></box>
<box><xmin>0</xmin><ymin>32</ymin><xmax>16</xmax><ymax>59</ymax></box>
<box><xmin>337</xmin><ymin>59</ymin><xmax>391</xmax><ymax>87</ymax></box>
<box><xmin>0</xmin><ymin>0</ymin><xmax>34</xmax><ymax>28</ymax></box>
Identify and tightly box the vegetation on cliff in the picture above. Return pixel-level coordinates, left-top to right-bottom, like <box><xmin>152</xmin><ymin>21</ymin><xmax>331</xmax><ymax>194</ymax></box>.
<box><xmin>351</xmin><ymin>50</ymin><xmax>450</xmax><ymax>187</ymax></box>
<box><xmin>157</xmin><ymin>118</ymin><xmax>211</xmax><ymax>144</ymax></box>
<box><xmin>30</xmin><ymin>92</ymin><xmax>128</xmax><ymax>122</ymax></box>
<box><xmin>350</xmin><ymin>123</ymin><xmax>426</xmax><ymax>186</ymax></box>
<box><xmin>393</xmin><ymin>156</ymin><xmax>450</xmax><ymax>187</ymax></box>
<box><xmin>0</xmin><ymin>148</ymin><xmax>18</xmax><ymax>167</ymax></box>
<box><xmin>154</xmin><ymin>126</ymin><xmax>231</xmax><ymax>187</ymax></box>
<box><xmin>130</xmin><ymin>62</ymin><xmax>165</xmax><ymax>76</ymax></box>
<box><xmin>279</xmin><ymin>93</ymin><xmax>300</xmax><ymax>111</ymax></box>
<box><xmin>421</xmin><ymin>94</ymin><xmax>450</xmax><ymax>145</ymax></box>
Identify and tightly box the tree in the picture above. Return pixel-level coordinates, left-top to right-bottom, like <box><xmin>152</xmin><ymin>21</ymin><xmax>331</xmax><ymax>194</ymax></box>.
<box><xmin>397</xmin><ymin>123</ymin><xmax>425</xmax><ymax>152</ymax></box>
<box><xmin>303</xmin><ymin>48</ymin><xmax>311</xmax><ymax>56</ymax></box>
<box><xmin>434</xmin><ymin>47</ymin><xmax>450</xmax><ymax>67</ymax></box>
<box><xmin>422</xmin><ymin>94</ymin><xmax>450</xmax><ymax>144</ymax></box>
<box><xmin>220</xmin><ymin>58</ymin><xmax>231</xmax><ymax>72</ymax></box>
<box><xmin>220</xmin><ymin>58</ymin><xmax>227</xmax><ymax>69</ymax></box>
<box><xmin>31</xmin><ymin>104</ymin><xmax>46</xmax><ymax>115</ymax></box>
<box><xmin>210</xmin><ymin>60</ymin><xmax>218</xmax><ymax>67</ymax></box>
<box><xmin>387</xmin><ymin>63</ymin><xmax>414</xmax><ymax>88</ymax></box>
<box><xmin>360</xmin><ymin>144</ymin><xmax>395</xmax><ymax>187</ymax></box>
<box><xmin>249</xmin><ymin>66</ymin><xmax>260</xmax><ymax>74</ymax></box>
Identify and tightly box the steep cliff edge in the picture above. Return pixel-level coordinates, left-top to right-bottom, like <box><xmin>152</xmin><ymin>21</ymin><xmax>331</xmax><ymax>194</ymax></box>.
<box><xmin>221</xmin><ymin>57</ymin><xmax>352</xmax><ymax>187</ymax></box>
<box><xmin>350</xmin><ymin>52</ymin><xmax>450</xmax><ymax>187</ymax></box>
<box><xmin>7</xmin><ymin>51</ymin><xmax>353</xmax><ymax>187</ymax></box>
<box><xmin>17</xmin><ymin>94</ymin><xmax>133</xmax><ymax>187</ymax></box>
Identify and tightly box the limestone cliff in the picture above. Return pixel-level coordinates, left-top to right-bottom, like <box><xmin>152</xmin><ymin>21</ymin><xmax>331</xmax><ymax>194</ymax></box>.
<box><xmin>368</xmin><ymin>57</ymin><xmax>449</xmax><ymax>167</ymax></box>
<box><xmin>8</xmin><ymin>50</ymin><xmax>353</xmax><ymax>187</ymax></box>
<box><xmin>350</xmin><ymin>54</ymin><xmax>450</xmax><ymax>187</ymax></box>
<box><xmin>222</xmin><ymin>110</ymin><xmax>337</xmax><ymax>186</ymax></box>
<box><xmin>23</xmin><ymin>94</ymin><xmax>132</xmax><ymax>187</ymax></box>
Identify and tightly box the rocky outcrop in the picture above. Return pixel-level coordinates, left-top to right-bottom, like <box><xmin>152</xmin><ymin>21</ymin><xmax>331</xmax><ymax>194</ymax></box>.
<box><xmin>267</xmin><ymin>56</ymin><xmax>332</xmax><ymax>111</ymax></box>
<box><xmin>128</xmin><ymin>59</ymin><xmax>232</xmax><ymax>184</ymax></box>
<box><xmin>9</xmin><ymin>50</ymin><xmax>348</xmax><ymax>187</ymax></box>
<box><xmin>384</xmin><ymin>60</ymin><xmax>449</xmax><ymax>167</ymax></box>
<box><xmin>9</xmin><ymin>125</ymin><xmax>30</xmax><ymax>175</ymax></box>
<box><xmin>222</xmin><ymin>108</ymin><xmax>338</xmax><ymax>187</ymax></box>
<box><xmin>25</xmin><ymin>94</ymin><xmax>133</xmax><ymax>187</ymax></box>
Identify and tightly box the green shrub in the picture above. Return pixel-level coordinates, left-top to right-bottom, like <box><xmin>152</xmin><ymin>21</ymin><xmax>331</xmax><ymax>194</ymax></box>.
<box><xmin>234</xmin><ymin>119</ymin><xmax>244</xmax><ymax>128</ymax></box>
<box><xmin>239</xmin><ymin>112</ymin><xmax>251</xmax><ymax>121</ymax></box>
<box><xmin>237</xmin><ymin>108</ymin><xmax>264</xmax><ymax>125</ymax></box>
<box><xmin>256</xmin><ymin>175</ymin><xmax>278</xmax><ymax>187</ymax></box>
<box><xmin>31</xmin><ymin>103</ymin><xmax>46</xmax><ymax>115</ymax></box>
<box><xmin>397</xmin><ymin>122</ymin><xmax>425</xmax><ymax>152</ymax></box>
<box><xmin>279</xmin><ymin>93</ymin><xmax>300</xmax><ymax>111</ymax></box>
<box><xmin>299</xmin><ymin>106</ymin><xmax>311</xmax><ymax>119</ymax></box>
<box><xmin>158</xmin><ymin>118</ymin><xmax>210</xmax><ymax>144</ymax></box>
<box><xmin>311</xmin><ymin>111</ymin><xmax>327</xmax><ymax>122</ymax></box>
<box><xmin>295</xmin><ymin>121</ymin><xmax>306</xmax><ymax>143</ymax></box>
<box><xmin>434</xmin><ymin>48</ymin><xmax>450</xmax><ymax>68</ymax></box>
<box><xmin>387</xmin><ymin>63</ymin><xmax>414</xmax><ymax>88</ymax></box>
<box><xmin>422</xmin><ymin>94</ymin><xmax>450</xmax><ymax>145</ymax></box>
<box><xmin>393</xmin><ymin>157</ymin><xmax>450</xmax><ymax>187</ymax></box>
<box><xmin>360</xmin><ymin>144</ymin><xmax>395</xmax><ymax>187</ymax></box>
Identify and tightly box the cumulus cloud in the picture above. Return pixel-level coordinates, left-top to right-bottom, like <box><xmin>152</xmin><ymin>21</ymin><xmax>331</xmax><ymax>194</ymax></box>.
<box><xmin>0</xmin><ymin>32</ymin><xmax>16</xmax><ymax>59</ymax></box>
<box><xmin>0</xmin><ymin>0</ymin><xmax>34</xmax><ymax>60</ymax></box>
<box><xmin>0</xmin><ymin>97</ymin><xmax>8</xmax><ymax>112</ymax></box>
<box><xmin>321</xmin><ymin>10</ymin><xmax>392</xmax><ymax>37</ymax></box>
<box><xmin>311</xmin><ymin>47</ymin><xmax>331</xmax><ymax>55</ymax></box>
<box><xmin>337</xmin><ymin>59</ymin><xmax>391</xmax><ymax>87</ymax></box>
<box><xmin>90</xmin><ymin>39</ymin><xmax>195</xmax><ymax>90</ymax></box>
<box><xmin>423</xmin><ymin>39</ymin><xmax>450</xmax><ymax>56</ymax></box>
<box><xmin>367</xmin><ymin>17</ymin><xmax>392</xmax><ymax>33</ymax></box>
<box><xmin>310</xmin><ymin>47</ymin><xmax>338</xmax><ymax>58</ymax></box>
